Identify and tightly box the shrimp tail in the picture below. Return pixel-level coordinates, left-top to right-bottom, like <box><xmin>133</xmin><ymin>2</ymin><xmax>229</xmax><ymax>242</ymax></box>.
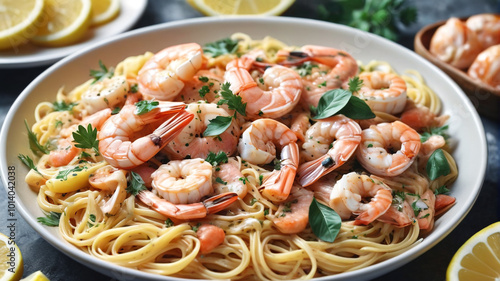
<box><xmin>203</xmin><ymin>192</ymin><xmax>239</xmax><ymax>214</ymax></box>
<box><xmin>297</xmin><ymin>149</ymin><xmax>353</xmax><ymax>187</ymax></box>
<box><xmin>353</xmin><ymin>188</ymin><xmax>392</xmax><ymax>226</ymax></box>
<box><xmin>261</xmin><ymin>143</ymin><xmax>299</xmax><ymax>202</ymax></box>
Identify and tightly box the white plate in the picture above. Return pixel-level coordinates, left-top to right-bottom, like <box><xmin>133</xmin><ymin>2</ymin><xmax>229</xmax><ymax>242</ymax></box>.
<box><xmin>0</xmin><ymin>0</ymin><xmax>148</xmax><ymax>68</ymax></box>
<box><xmin>0</xmin><ymin>17</ymin><xmax>487</xmax><ymax>281</ymax></box>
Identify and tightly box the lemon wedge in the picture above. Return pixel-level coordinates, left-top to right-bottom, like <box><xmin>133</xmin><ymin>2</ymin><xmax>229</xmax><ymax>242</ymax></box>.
<box><xmin>30</xmin><ymin>0</ymin><xmax>92</xmax><ymax>47</ymax></box>
<box><xmin>0</xmin><ymin>232</ymin><xmax>23</xmax><ymax>281</ymax></box>
<box><xmin>0</xmin><ymin>0</ymin><xmax>45</xmax><ymax>50</ymax></box>
<box><xmin>90</xmin><ymin>0</ymin><xmax>120</xmax><ymax>26</ymax></box>
<box><xmin>186</xmin><ymin>0</ymin><xmax>295</xmax><ymax>16</ymax></box>
<box><xmin>447</xmin><ymin>221</ymin><xmax>500</xmax><ymax>280</ymax></box>
<box><xmin>20</xmin><ymin>271</ymin><xmax>49</xmax><ymax>281</ymax></box>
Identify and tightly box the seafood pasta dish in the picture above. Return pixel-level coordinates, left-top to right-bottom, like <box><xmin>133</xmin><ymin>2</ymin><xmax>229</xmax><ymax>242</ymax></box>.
<box><xmin>20</xmin><ymin>33</ymin><xmax>458</xmax><ymax>280</ymax></box>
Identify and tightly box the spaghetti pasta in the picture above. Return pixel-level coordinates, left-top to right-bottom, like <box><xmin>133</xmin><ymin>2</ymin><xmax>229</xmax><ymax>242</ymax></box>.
<box><xmin>22</xmin><ymin>34</ymin><xmax>458</xmax><ymax>280</ymax></box>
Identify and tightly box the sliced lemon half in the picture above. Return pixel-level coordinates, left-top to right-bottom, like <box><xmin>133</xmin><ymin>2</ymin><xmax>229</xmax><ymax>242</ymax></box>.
<box><xmin>0</xmin><ymin>232</ymin><xmax>23</xmax><ymax>281</ymax></box>
<box><xmin>20</xmin><ymin>271</ymin><xmax>50</xmax><ymax>281</ymax></box>
<box><xmin>0</xmin><ymin>0</ymin><xmax>45</xmax><ymax>50</ymax></box>
<box><xmin>447</xmin><ymin>221</ymin><xmax>500</xmax><ymax>280</ymax></box>
<box><xmin>90</xmin><ymin>0</ymin><xmax>120</xmax><ymax>26</ymax></box>
<box><xmin>30</xmin><ymin>0</ymin><xmax>92</xmax><ymax>47</ymax></box>
<box><xmin>186</xmin><ymin>0</ymin><xmax>295</xmax><ymax>16</ymax></box>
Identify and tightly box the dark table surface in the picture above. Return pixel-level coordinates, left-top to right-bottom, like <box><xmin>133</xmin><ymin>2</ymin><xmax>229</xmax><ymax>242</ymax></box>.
<box><xmin>1</xmin><ymin>0</ymin><xmax>499</xmax><ymax>280</ymax></box>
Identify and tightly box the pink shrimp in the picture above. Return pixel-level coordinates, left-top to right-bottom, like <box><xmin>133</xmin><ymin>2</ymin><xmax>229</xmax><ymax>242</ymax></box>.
<box><xmin>278</xmin><ymin>45</ymin><xmax>358</xmax><ymax>107</ymax></box>
<box><xmin>297</xmin><ymin>115</ymin><xmax>362</xmax><ymax>187</ymax></box>
<box><xmin>197</xmin><ymin>224</ymin><xmax>225</xmax><ymax>255</ymax></box>
<box><xmin>238</xmin><ymin>118</ymin><xmax>299</xmax><ymax>202</ymax></box>
<box><xmin>174</xmin><ymin>69</ymin><xmax>224</xmax><ymax>103</ymax></box>
<box><xmin>224</xmin><ymin>56</ymin><xmax>303</xmax><ymax>119</ymax></box>
<box><xmin>399</xmin><ymin>101</ymin><xmax>449</xmax><ymax>132</ymax></box>
<box><xmin>468</xmin><ymin>45</ymin><xmax>500</xmax><ymax>90</ymax></box>
<box><xmin>136</xmin><ymin>190</ymin><xmax>238</xmax><ymax>220</ymax></box>
<box><xmin>406</xmin><ymin>189</ymin><xmax>436</xmax><ymax>230</ymax></box>
<box><xmin>98</xmin><ymin>101</ymin><xmax>193</xmax><ymax>169</ymax></box>
<box><xmin>357</xmin><ymin>71</ymin><xmax>407</xmax><ymax>115</ymax></box>
<box><xmin>377</xmin><ymin>201</ymin><xmax>415</xmax><ymax>228</ymax></box>
<box><xmin>213</xmin><ymin>157</ymin><xmax>248</xmax><ymax>199</ymax></box>
<box><xmin>465</xmin><ymin>13</ymin><xmax>500</xmax><ymax>49</ymax></box>
<box><xmin>268</xmin><ymin>185</ymin><xmax>314</xmax><ymax>234</ymax></box>
<box><xmin>356</xmin><ymin>121</ymin><xmax>421</xmax><ymax>177</ymax></box>
<box><xmin>330</xmin><ymin>172</ymin><xmax>392</xmax><ymax>225</ymax></box>
<box><xmin>88</xmin><ymin>166</ymin><xmax>127</xmax><ymax>215</ymax></box>
<box><xmin>435</xmin><ymin>194</ymin><xmax>456</xmax><ymax>216</ymax></box>
<box><xmin>430</xmin><ymin>17</ymin><xmax>482</xmax><ymax>69</ymax></box>
<box><xmin>138</xmin><ymin>43</ymin><xmax>204</xmax><ymax>100</ymax></box>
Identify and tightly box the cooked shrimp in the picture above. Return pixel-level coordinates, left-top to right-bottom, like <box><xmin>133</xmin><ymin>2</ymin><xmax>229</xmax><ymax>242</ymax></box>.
<box><xmin>213</xmin><ymin>157</ymin><xmax>248</xmax><ymax>198</ymax></box>
<box><xmin>163</xmin><ymin>102</ymin><xmax>240</xmax><ymax>160</ymax></box>
<box><xmin>357</xmin><ymin>121</ymin><xmax>421</xmax><ymax>177</ymax></box>
<box><xmin>238</xmin><ymin>118</ymin><xmax>299</xmax><ymax>202</ymax></box>
<box><xmin>468</xmin><ymin>45</ymin><xmax>500</xmax><ymax>90</ymax></box>
<box><xmin>376</xmin><ymin>200</ymin><xmax>415</xmax><ymax>228</ymax></box>
<box><xmin>136</xmin><ymin>190</ymin><xmax>238</xmax><ymax>220</ymax></box>
<box><xmin>406</xmin><ymin>189</ymin><xmax>435</xmax><ymax>230</ymax></box>
<box><xmin>224</xmin><ymin>57</ymin><xmax>303</xmax><ymax>119</ymax></box>
<box><xmin>268</xmin><ymin>185</ymin><xmax>314</xmax><ymax>234</ymax></box>
<box><xmin>430</xmin><ymin>17</ymin><xmax>482</xmax><ymax>69</ymax></box>
<box><xmin>297</xmin><ymin>115</ymin><xmax>362</xmax><ymax>187</ymax></box>
<box><xmin>279</xmin><ymin>45</ymin><xmax>358</xmax><ymax>107</ymax></box>
<box><xmin>197</xmin><ymin>224</ymin><xmax>225</xmax><ymax>254</ymax></box>
<box><xmin>466</xmin><ymin>14</ymin><xmax>500</xmax><ymax>49</ymax></box>
<box><xmin>98</xmin><ymin>101</ymin><xmax>193</xmax><ymax>169</ymax></box>
<box><xmin>399</xmin><ymin>101</ymin><xmax>449</xmax><ymax>132</ymax></box>
<box><xmin>307</xmin><ymin>172</ymin><xmax>339</xmax><ymax>204</ymax></box>
<box><xmin>357</xmin><ymin>71</ymin><xmax>407</xmax><ymax>115</ymax></box>
<box><xmin>174</xmin><ymin>69</ymin><xmax>223</xmax><ymax>103</ymax></box>
<box><xmin>88</xmin><ymin>166</ymin><xmax>127</xmax><ymax>215</ymax></box>
<box><xmin>138</xmin><ymin>43</ymin><xmax>204</xmax><ymax>100</ymax></box>
<box><xmin>290</xmin><ymin>112</ymin><xmax>310</xmax><ymax>143</ymax></box>
<box><xmin>435</xmin><ymin>194</ymin><xmax>456</xmax><ymax>216</ymax></box>
<box><xmin>151</xmin><ymin>159</ymin><xmax>213</xmax><ymax>204</ymax></box>
<box><xmin>329</xmin><ymin>172</ymin><xmax>392</xmax><ymax>225</ymax></box>
<box><xmin>81</xmin><ymin>76</ymin><xmax>130</xmax><ymax>114</ymax></box>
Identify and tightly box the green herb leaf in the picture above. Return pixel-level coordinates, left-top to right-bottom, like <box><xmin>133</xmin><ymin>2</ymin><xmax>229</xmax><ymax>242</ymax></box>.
<box><xmin>434</xmin><ymin>185</ymin><xmax>450</xmax><ymax>195</ymax></box>
<box><xmin>215</xmin><ymin>177</ymin><xmax>227</xmax><ymax>185</ymax></box>
<box><xmin>129</xmin><ymin>83</ymin><xmax>139</xmax><ymax>93</ymax></box>
<box><xmin>309</xmin><ymin>198</ymin><xmax>341</xmax><ymax>242</ymax></box>
<box><xmin>37</xmin><ymin>211</ymin><xmax>61</xmax><ymax>226</ymax></box>
<box><xmin>198</xmin><ymin>85</ymin><xmax>210</xmax><ymax>97</ymax></box>
<box><xmin>135</xmin><ymin>100</ymin><xmax>159</xmax><ymax>115</ymax></box>
<box><xmin>55</xmin><ymin>166</ymin><xmax>85</xmax><ymax>180</ymax></box>
<box><xmin>165</xmin><ymin>218</ymin><xmax>174</xmax><ymax>228</ymax></box>
<box><xmin>52</xmin><ymin>101</ymin><xmax>78</xmax><ymax>112</ymax></box>
<box><xmin>217</xmin><ymin>82</ymin><xmax>247</xmax><ymax>117</ymax></box>
<box><xmin>348</xmin><ymin>76</ymin><xmax>363</xmax><ymax>93</ymax></box>
<box><xmin>90</xmin><ymin>60</ymin><xmax>114</xmax><ymax>84</ymax></box>
<box><xmin>420</xmin><ymin>125</ymin><xmax>449</xmax><ymax>143</ymax></box>
<box><xmin>18</xmin><ymin>154</ymin><xmax>42</xmax><ymax>176</ymax></box>
<box><xmin>313</xmin><ymin>89</ymin><xmax>352</xmax><ymax>119</ymax></box>
<box><xmin>337</xmin><ymin>95</ymin><xmax>376</xmax><ymax>120</ymax></box>
<box><xmin>25</xmin><ymin>120</ymin><xmax>49</xmax><ymax>155</ymax></box>
<box><xmin>192</xmin><ymin>222</ymin><xmax>201</xmax><ymax>232</ymax></box>
<box><xmin>203</xmin><ymin>115</ymin><xmax>233</xmax><ymax>137</ymax></box>
<box><xmin>72</xmin><ymin>124</ymin><xmax>99</xmax><ymax>155</ymax></box>
<box><xmin>203</xmin><ymin>38</ymin><xmax>239</xmax><ymax>58</ymax></box>
<box><xmin>126</xmin><ymin>171</ymin><xmax>147</xmax><ymax>195</ymax></box>
<box><xmin>205</xmin><ymin>151</ymin><xmax>228</xmax><ymax>166</ymax></box>
<box><xmin>296</xmin><ymin>61</ymin><xmax>319</xmax><ymax>77</ymax></box>
<box><xmin>426</xmin><ymin>149</ymin><xmax>451</xmax><ymax>181</ymax></box>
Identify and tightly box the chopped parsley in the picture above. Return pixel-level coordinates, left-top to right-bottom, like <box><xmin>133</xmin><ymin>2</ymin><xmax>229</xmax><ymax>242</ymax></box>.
<box><xmin>52</xmin><ymin>101</ymin><xmax>78</xmax><ymax>112</ymax></box>
<box><xmin>348</xmin><ymin>76</ymin><xmax>363</xmax><ymax>93</ymax></box>
<box><xmin>217</xmin><ymin>82</ymin><xmax>247</xmax><ymax>117</ymax></box>
<box><xmin>165</xmin><ymin>218</ymin><xmax>174</xmax><ymax>228</ymax></box>
<box><xmin>296</xmin><ymin>61</ymin><xmax>319</xmax><ymax>77</ymax></box>
<box><xmin>203</xmin><ymin>37</ymin><xmax>239</xmax><ymax>58</ymax></box>
<box><xmin>205</xmin><ymin>151</ymin><xmax>228</xmax><ymax>166</ymax></box>
<box><xmin>215</xmin><ymin>177</ymin><xmax>227</xmax><ymax>185</ymax></box>
<box><xmin>126</xmin><ymin>171</ymin><xmax>147</xmax><ymax>195</ymax></box>
<box><xmin>135</xmin><ymin>100</ymin><xmax>159</xmax><ymax>115</ymax></box>
<box><xmin>90</xmin><ymin>60</ymin><xmax>114</xmax><ymax>84</ymax></box>
<box><xmin>55</xmin><ymin>166</ymin><xmax>85</xmax><ymax>180</ymax></box>
<box><xmin>37</xmin><ymin>211</ymin><xmax>61</xmax><ymax>227</ymax></box>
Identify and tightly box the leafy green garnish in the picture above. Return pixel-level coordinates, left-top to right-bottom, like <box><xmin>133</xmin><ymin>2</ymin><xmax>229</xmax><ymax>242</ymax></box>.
<box><xmin>52</xmin><ymin>101</ymin><xmax>78</xmax><ymax>112</ymax></box>
<box><xmin>426</xmin><ymin>149</ymin><xmax>451</xmax><ymax>181</ymax></box>
<box><xmin>90</xmin><ymin>60</ymin><xmax>114</xmax><ymax>84</ymax></box>
<box><xmin>198</xmin><ymin>85</ymin><xmax>210</xmax><ymax>97</ymax></box>
<box><xmin>129</xmin><ymin>83</ymin><xmax>139</xmax><ymax>93</ymax></box>
<box><xmin>217</xmin><ymin>82</ymin><xmax>247</xmax><ymax>117</ymax></box>
<box><xmin>313</xmin><ymin>89</ymin><xmax>375</xmax><ymax>120</ymax></box>
<box><xmin>25</xmin><ymin>120</ymin><xmax>49</xmax><ymax>156</ymax></box>
<box><xmin>309</xmin><ymin>198</ymin><xmax>341</xmax><ymax>242</ymax></box>
<box><xmin>296</xmin><ymin>61</ymin><xmax>319</xmax><ymax>77</ymax></box>
<box><xmin>55</xmin><ymin>166</ymin><xmax>85</xmax><ymax>180</ymax></box>
<box><xmin>318</xmin><ymin>0</ymin><xmax>418</xmax><ymax>41</ymax></box>
<box><xmin>205</xmin><ymin>151</ymin><xmax>228</xmax><ymax>166</ymax></box>
<box><xmin>420</xmin><ymin>125</ymin><xmax>449</xmax><ymax>143</ymax></box>
<box><xmin>203</xmin><ymin>38</ymin><xmax>239</xmax><ymax>58</ymax></box>
<box><xmin>135</xmin><ymin>100</ymin><xmax>159</xmax><ymax>115</ymax></box>
<box><xmin>203</xmin><ymin>115</ymin><xmax>233</xmax><ymax>137</ymax></box>
<box><xmin>337</xmin><ymin>95</ymin><xmax>376</xmax><ymax>119</ymax></box>
<box><xmin>192</xmin><ymin>222</ymin><xmax>201</xmax><ymax>232</ymax></box>
<box><xmin>348</xmin><ymin>76</ymin><xmax>363</xmax><ymax>93</ymax></box>
<box><xmin>126</xmin><ymin>171</ymin><xmax>147</xmax><ymax>195</ymax></box>
<box><xmin>434</xmin><ymin>185</ymin><xmax>450</xmax><ymax>195</ymax></box>
<box><xmin>88</xmin><ymin>214</ymin><xmax>97</xmax><ymax>227</ymax></box>
<box><xmin>72</xmin><ymin>124</ymin><xmax>100</xmax><ymax>155</ymax></box>
<box><xmin>215</xmin><ymin>177</ymin><xmax>227</xmax><ymax>185</ymax></box>
<box><xmin>165</xmin><ymin>218</ymin><xmax>174</xmax><ymax>228</ymax></box>
<box><xmin>37</xmin><ymin>212</ymin><xmax>61</xmax><ymax>226</ymax></box>
<box><xmin>198</xmin><ymin>76</ymin><xmax>209</xmax><ymax>83</ymax></box>
<box><xmin>18</xmin><ymin>154</ymin><xmax>42</xmax><ymax>176</ymax></box>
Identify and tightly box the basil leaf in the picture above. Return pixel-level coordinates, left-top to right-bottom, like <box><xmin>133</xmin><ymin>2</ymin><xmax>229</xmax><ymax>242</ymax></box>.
<box><xmin>426</xmin><ymin>149</ymin><xmax>451</xmax><ymax>181</ymax></box>
<box><xmin>313</xmin><ymin>89</ymin><xmax>351</xmax><ymax>119</ymax></box>
<box><xmin>203</xmin><ymin>116</ymin><xmax>232</xmax><ymax>137</ymax></box>
<box><xmin>126</xmin><ymin>171</ymin><xmax>146</xmax><ymax>195</ymax></box>
<box><xmin>338</xmin><ymin>95</ymin><xmax>376</xmax><ymax>119</ymax></box>
<box><xmin>309</xmin><ymin>198</ymin><xmax>341</xmax><ymax>242</ymax></box>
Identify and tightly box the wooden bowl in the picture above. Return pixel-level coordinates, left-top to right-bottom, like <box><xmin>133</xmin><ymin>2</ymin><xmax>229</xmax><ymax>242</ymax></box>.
<box><xmin>414</xmin><ymin>18</ymin><xmax>500</xmax><ymax>120</ymax></box>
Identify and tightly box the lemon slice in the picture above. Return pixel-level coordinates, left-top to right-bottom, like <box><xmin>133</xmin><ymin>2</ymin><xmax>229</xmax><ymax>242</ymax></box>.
<box><xmin>0</xmin><ymin>0</ymin><xmax>45</xmax><ymax>50</ymax></box>
<box><xmin>0</xmin><ymin>232</ymin><xmax>23</xmax><ymax>281</ymax></box>
<box><xmin>90</xmin><ymin>0</ymin><xmax>120</xmax><ymax>26</ymax></box>
<box><xmin>30</xmin><ymin>0</ymin><xmax>92</xmax><ymax>47</ymax></box>
<box><xmin>20</xmin><ymin>271</ymin><xmax>49</xmax><ymax>281</ymax></box>
<box><xmin>447</xmin><ymin>221</ymin><xmax>500</xmax><ymax>280</ymax></box>
<box><xmin>186</xmin><ymin>0</ymin><xmax>295</xmax><ymax>16</ymax></box>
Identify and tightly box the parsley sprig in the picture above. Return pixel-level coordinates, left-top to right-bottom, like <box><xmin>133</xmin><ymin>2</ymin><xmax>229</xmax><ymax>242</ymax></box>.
<box><xmin>37</xmin><ymin>211</ymin><xmax>61</xmax><ymax>227</ymax></box>
<box><xmin>24</xmin><ymin>120</ymin><xmax>49</xmax><ymax>156</ymax></box>
<box><xmin>90</xmin><ymin>60</ymin><xmax>114</xmax><ymax>84</ymax></box>
<box><xmin>126</xmin><ymin>171</ymin><xmax>147</xmax><ymax>195</ymax></box>
<box><xmin>72</xmin><ymin>124</ymin><xmax>100</xmax><ymax>156</ymax></box>
<box><xmin>205</xmin><ymin>151</ymin><xmax>229</xmax><ymax>166</ymax></box>
<box><xmin>18</xmin><ymin>154</ymin><xmax>43</xmax><ymax>176</ymax></box>
<box><xmin>135</xmin><ymin>100</ymin><xmax>159</xmax><ymax>115</ymax></box>
<box><xmin>203</xmin><ymin>38</ymin><xmax>239</xmax><ymax>58</ymax></box>
<box><xmin>53</xmin><ymin>101</ymin><xmax>78</xmax><ymax>112</ymax></box>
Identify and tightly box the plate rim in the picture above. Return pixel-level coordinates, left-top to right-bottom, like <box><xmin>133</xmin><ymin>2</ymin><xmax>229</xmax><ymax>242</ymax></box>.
<box><xmin>0</xmin><ymin>16</ymin><xmax>488</xmax><ymax>281</ymax></box>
